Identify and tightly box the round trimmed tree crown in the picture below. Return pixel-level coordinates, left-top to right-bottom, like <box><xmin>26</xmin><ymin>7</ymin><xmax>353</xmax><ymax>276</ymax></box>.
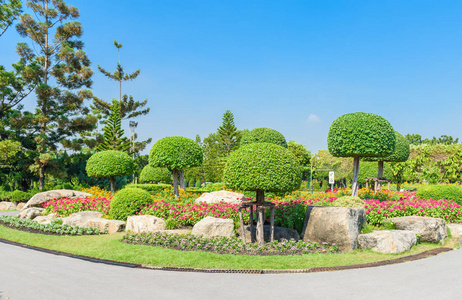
<box><xmin>86</xmin><ymin>150</ymin><xmax>134</xmax><ymax>177</ymax></box>
<box><xmin>223</xmin><ymin>143</ymin><xmax>302</xmax><ymax>193</ymax></box>
<box><xmin>139</xmin><ymin>165</ymin><xmax>172</xmax><ymax>183</ymax></box>
<box><xmin>149</xmin><ymin>136</ymin><xmax>203</xmax><ymax>170</ymax></box>
<box><xmin>240</xmin><ymin>127</ymin><xmax>288</xmax><ymax>148</ymax></box>
<box><xmin>327</xmin><ymin>112</ymin><xmax>396</xmax><ymax>158</ymax></box>
<box><xmin>364</xmin><ymin>131</ymin><xmax>410</xmax><ymax>162</ymax></box>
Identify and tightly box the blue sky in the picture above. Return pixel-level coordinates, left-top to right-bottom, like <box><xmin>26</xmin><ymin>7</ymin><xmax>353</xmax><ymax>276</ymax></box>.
<box><xmin>1</xmin><ymin>0</ymin><xmax>462</xmax><ymax>154</ymax></box>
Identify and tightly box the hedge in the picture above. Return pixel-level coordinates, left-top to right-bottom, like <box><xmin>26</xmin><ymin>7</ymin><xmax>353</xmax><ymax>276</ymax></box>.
<box><xmin>240</xmin><ymin>127</ymin><xmax>288</xmax><ymax>148</ymax></box>
<box><xmin>416</xmin><ymin>185</ymin><xmax>462</xmax><ymax>205</ymax></box>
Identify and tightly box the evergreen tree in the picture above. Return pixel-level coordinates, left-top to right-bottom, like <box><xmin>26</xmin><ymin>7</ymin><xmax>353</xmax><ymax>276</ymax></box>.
<box><xmin>0</xmin><ymin>0</ymin><xmax>21</xmax><ymax>36</ymax></box>
<box><xmin>97</xmin><ymin>100</ymin><xmax>130</xmax><ymax>152</ymax></box>
<box><xmin>216</xmin><ymin>110</ymin><xmax>240</xmax><ymax>156</ymax></box>
<box><xmin>16</xmin><ymin>0</ymin><xmax>97</xmax><ymax>189</ymax></box>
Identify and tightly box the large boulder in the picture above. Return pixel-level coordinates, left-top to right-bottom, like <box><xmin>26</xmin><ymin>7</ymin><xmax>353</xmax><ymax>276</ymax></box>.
<box><xmin>33</xmin><ymin>213</ymin><xmax>59</xmax><ymax>224</ymax></box>
<box><xmin>18</xmin><ymin>207</ymin><xmax>45</xmax><ymax>219</ymax></box>
<box><xmin>389</xmin><ymin>216</ymin><xmax>447</xmax><ymax>243</ymax></box>
<box><xmin>87</xmin><ymin>218</ymin><xmax>126</xmax><ymax>234</ymax></box>
<box><xmin>191</xmin><ymin>216</ymin><xmax>234</xmax><ymax>238</ymax></box>
<box><xmin>194</xmin><ymin>190</ymin><xmax>244</xmax><ymax>205</ymax></box>
<box><xmin>0</xmin><ymin>201</ymin><xmax>17</xmax><ymax>211</ymax></box>
<box><xmin>62</xmin><ymin>211</ymin><xmax>103</xmax><ymax>227</ymax></box>
<box><xmin>301</xmin><ymin>206</ymin><xmax>367</xmax><ymax>252</ymax></box>
<box><xmin>238</xmin><ymin>225</ymin><xmax>300</xmax><ymax>242</ymax></box>
<box><xmin>16</xmin><ymin>203</ymin><xmax>26</xmax><ymax>211</ymax></box>
<box><xmin>126</xmin><ymin>215</ymin><xmax>167</xmax><ymax>233</ymax></box>
<box><xmin>447</xmin><ymin>224</ymin><xmax>462</xmax><ymax>238</ymax></box>
<box><xmin>358</xmin><ymin>230</ymin><xmax>417</xmax><ymax>254</ymax></box>
<box><xmin>23</xmin><ymin>189</ymin><xmax>93</xmax><ymax>209</ymax></box>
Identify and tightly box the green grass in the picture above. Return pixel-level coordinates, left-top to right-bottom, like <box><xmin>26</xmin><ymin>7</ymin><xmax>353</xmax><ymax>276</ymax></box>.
<box><xmin>0</xmin><ymin>225</ymin><xmax>451</xmax><ymax>270</ymax></box>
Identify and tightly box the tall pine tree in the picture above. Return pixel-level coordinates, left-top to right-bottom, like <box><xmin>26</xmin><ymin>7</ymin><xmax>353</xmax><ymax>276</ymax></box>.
<box><xmin>97</xmin><ymin>100</ymin><xmax>130</xmax><ymax>152</ymax></box>
<box><xmin>216</xmin><ymin>110</ymin><xmax>241</xmax><ymax>156</ymax></box>
<box><xmin>16</xmin><ymin>0</ymin><xmax>96</xmax><ymax>189</ymax></box>
<box><xmin>0</xmin><ymin>0</ymin><xmax>21</xmax><ymax>36</ymax></box>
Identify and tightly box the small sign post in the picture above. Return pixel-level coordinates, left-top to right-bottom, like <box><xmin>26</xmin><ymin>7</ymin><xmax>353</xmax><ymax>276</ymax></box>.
<box><xmin>329</xmin><ymin>171</ymin><xmax>335</xmax><ymax>191</ymax></box>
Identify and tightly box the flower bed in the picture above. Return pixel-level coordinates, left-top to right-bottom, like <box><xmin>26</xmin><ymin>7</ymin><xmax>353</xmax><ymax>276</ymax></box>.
<box><xmin>0</xmin><ymin>215</ymin><xmax>103</xmax><ymax>235</ymax></box>
<box><xmin>43</xmin><ymin>197</ymin><xmax>111</xmax><ymax>217</ymax></box>
<box><xmin>122</xmin><ymin>232</ymin><xmax>338</xmax><ymax>255</ymax></box>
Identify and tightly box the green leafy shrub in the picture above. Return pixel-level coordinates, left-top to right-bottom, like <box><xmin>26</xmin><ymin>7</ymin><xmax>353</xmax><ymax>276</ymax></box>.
<box><xmin>240</xmin><ymin>127</ymin><xmax>288</xmax><ymax>148</ymax></box>
<box><xmin>188</xmin><ymin>178</ymin><xmax>195</xmax><ymax>188</ymax></box>
<box><xmin>364</xmin><ymin>131</ymin><xmax>410</xmax><ymax>162</ymax></box>
<box><xmin>416</xmin><ymin>185</ymin><xmax>462</xmax><ymax>204</ymax></box>
<box><xmin>139</xmin><ymin>165</ymin><xmax>171</xmax><ymax>183</ymax></box>
<box><xmin>10</xmin><ymin>190</ymin><xmax>32</xmax><ymax>202</ymax></box>
<box><xmin>195</xmin><ymin>179</ymin><xmax>201</xmax><ymax>188</ymax></box>
<box><xmin>124</xmin><ymin>184</ymin><xmax>172</xmax><ymax>194</ymax></box>
<box><xmin>149</xmin><ymin>136</ymin><xmax>203</xmax><ymax>170</ymax></box>
<box><xmin>335</xmin><ymin>196</ymin><xmax>364</xmax><ymax>207</ymax></box>
<box><xmin>109</xmin><ymin>188</ymin><xmax>153</xmax><ymax>221</ymax></box>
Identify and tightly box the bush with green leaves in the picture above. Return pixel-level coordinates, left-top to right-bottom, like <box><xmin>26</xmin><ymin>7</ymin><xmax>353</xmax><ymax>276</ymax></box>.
<box><xmin>109</xmin><ymin>188</ymin><xmax>153</xmax><ymax>221</ymax></box>
<box><xmin>195</xmin><ymin>180</ymin><xmax>201</xmax><ymax>188</ymax></box>
<box><xmin>364</xmin><ymin>131</ymin><xmax>410</xmax><ymax>163</ymax></box>
<box><xmin>139</xmin><ymin>165</ymin><xmax>171</xmax><ymax>184</ymax></box>
<box><xmin>416</xmin><ymin>185</ymin><xmax>462</xmax><ymax>205</ymax></box>
<box><xmin>124</xmin><ymin>184</ymin><xmax>172</xmax><ymax>194</ymax></box>
<box><xmin>224</xmin><ymin>143</ymin><xmax>301</xmax><ymax>202</ymax></box>
<box><xmin>335</xmin><ymin>196</ymin><xmax>364</xmax><ymax>207</ymax></box>
<box><xmin>240</xmin><ymin>127</ymin><xmax>288</xmax><ymax>148</ymax></box>
<box><xmin>86</xmin><ymin>150</ymin><xmax>134</xmax><ymax>193</ymax></box>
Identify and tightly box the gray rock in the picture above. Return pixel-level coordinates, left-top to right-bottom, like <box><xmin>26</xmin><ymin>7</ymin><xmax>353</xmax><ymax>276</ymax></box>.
<box><xmin>0</xmin><ymin>202</ymin><xmax>17</xmax><ymax>211</ymax></box>
<box><xmin>447</xmin><ymin>223</ymin><xmax>462</xmax><ymax>238</ymax></box>
<box><xmin>87</xmin><ymin>218</ymin><xmax>126</xmax><ymax>234</ymax></box>
<box><xmin>194</xmin><ymin>190</ymin><xmax>244</xmax><ymax>205</ymax></box>
<box><xmin>18</xmin><ymin>207</ymin><xmax>45</xmax><ymax>219</ymax></box>
<box><xmin>62</xmin><ymin>211</ymin><xmax>103</xmax><ymax>227</ymax></box>
<box><xmin>390</xmin><ymin>216</ymin><xmax>447</xmax><ymax>243</ymax></box>
<box><xmin>237</xmin><ymin>225</ymin><xmax>300</xmax><ymax>242</ymax></box>
<box><xmin>23</xmin><ymin>189</ymin><xmax>93</xmax><ymax>209</ymax></box>
<box><xmin>301</xmin><ymin>206</ymin><xmax>367</xmax><ymax>252</ymax></box>
<box><xmin>33</xmin><ymin>213</ymin><xmax>59</xmax><ymax>224</ymax></box>
<box><xmin>358</xmin><ymin>230</ymin><xmax>417</xmax><ymax>254</ymax></box>
<box><xmin>126</xmin><ymin>215</ymin><xmax>167</xmax><ymax>233</ymax></box>
<box><xmin>191</xmin><ymin>216</ymin><xmax>234</xmax><ymax>238</ymax></box>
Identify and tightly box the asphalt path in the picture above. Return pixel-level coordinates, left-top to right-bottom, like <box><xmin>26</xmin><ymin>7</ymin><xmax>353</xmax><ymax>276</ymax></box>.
<box><xmin>1</xmin><ymin>211</ymin><xmax>461</xmax><ymax>299</ymax></box>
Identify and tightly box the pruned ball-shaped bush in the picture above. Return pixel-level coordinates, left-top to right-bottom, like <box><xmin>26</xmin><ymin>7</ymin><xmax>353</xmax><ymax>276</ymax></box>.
<box><xmin>335</xmin><ymin>196</ymin><xmax>364</xmax><ymax>207</ymax></box>
<box><xmin>149</xmin><ymin>136</ymin><xmax>203</xmax><ymax>170</ymax></box>
<box><xmin>327</xmin><ymin>112</ymin><xmax>396</xmax><ymax>158</ymax></box>
<box><xmin>139</xmin><ymin>165</ymin><xmax>172</xmax><ymax>183</ymax></box>
<box><xmin>223</xmin><ymin>143</ymin><xmax>302</xmax><ymax>193</ymax></box>
<box><xmin>364</xmin><ymin>131</ymin><xmax>410</xmax><ymax>162</ymax></box>
<box><xmin>86</xmin><ymin>150</ymin><xmax>134</xmax><ymax>178</ymax></box>
<box><xmin>416</xmin><ymin>185</ymin><xmax>462</xmax><ymax>205</ymax></box>
<box><xmin>109</xmin><ymin>188</ymin><xmax>153</xmax><ymax>221</ymax></box>
<box><xmin>125</xmin><ymin>183</ymin><xmax>172</xmax><ymax>194</ymax></box>
<box><xmin>240</xmin><ymin>127</ymin><xmax>288</xmax><ymax>148</ymax></box>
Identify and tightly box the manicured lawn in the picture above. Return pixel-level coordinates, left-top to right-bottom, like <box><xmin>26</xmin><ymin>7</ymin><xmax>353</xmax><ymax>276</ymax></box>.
<box><xmin>0</xmin><ymin>225</ymin><xmax>455</xmax><ymax>270</ymax></box>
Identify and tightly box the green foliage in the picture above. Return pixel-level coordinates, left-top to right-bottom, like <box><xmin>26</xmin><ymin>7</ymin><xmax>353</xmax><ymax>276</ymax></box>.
<box><xmin>364</xmin><ymin>132</ymin><xmax>410</xmax><ymax>162</ymax></box>
<box><xmin>86</xmin><ymin>150</ymin><xmax>134</xmax><ymax>178</ymax></box>
<box><xmin>357</xmin><ymin>161</ymin><xmax>393</xmax><ymax>185</ymax></box>
<box><xmin>195</xmin><ymin>179</ymin><xmax>201</xmax><ymax>188</ymax></box>
<box><xmin>216</xmin><ymin>110</ymin><xmax>241</xmax><ymax>156</ymax></box>
<box><xmin>416</xmin><ymin>185</ymin><xmax>462</xmax><ymax>204</ymax></box>
<box><xmin>334</xmin><ymin>196</ymin><xmax>364</xmax><ymax>207</ymax></box>
<box><xmin>96</xmin><ymin>100</ymin><xmax>130</xmax><ymax>152</ymax></box>
<box><xmin>10</xmin><ymin>190</ymin><xmax>31</xmax><ymax>202</ymax></box>
<box><xmin>188</xmin><ymin>178</ymin><xmax>195</xmax><ymax>188</ymax></box>
<box><xmin>287</xmin><ymin>141</ymin><xmax>311</xmax><ymax>179</ymax></box>
<box><xmin>109</xmin><ymin>188</ymin><xmax>153</xmax><ymax>221</ymax></box>
<box><xmin>0</xmin><ymin>0</ymin><xmax>21</xmax><ymax>36</ymax></box>
<box><xmin>224</xmin><ymin>143</ymin><xmax>302</xmax><ymax>193</ymax></box>
<box><xmin>139</xmin><ymin>165</ymin><xmax>171</xmax><ymax>184</ymax></box>
<box><xmin>149</xmin><ymin>136</ymin><xmax>203</xmax><ymax>170</ymax></box>
<box><xmin>328</xmin><ymin>112</ymin><xmax>395</xmax><ymax>158</ymax></box>
<box><xmin>124</xmin><ymin>183</ymin><xmax>172</xmax><ymax>194</ymax></box>
<box><xmin>0</xmin><ymin>139</ymin><xmax>20</xmax><ymax>167</ymax></box>
<box><xmin>240</xmin><ymin>127</ymin><xmax>288</xmax><ymax>148</ymax></box>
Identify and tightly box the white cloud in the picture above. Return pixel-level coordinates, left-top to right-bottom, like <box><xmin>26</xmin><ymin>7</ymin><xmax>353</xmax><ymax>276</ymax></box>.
<box><xmin>307</xmin><ymin>114</ymin><xmax>321</xmax><ymax>123</ymax></box>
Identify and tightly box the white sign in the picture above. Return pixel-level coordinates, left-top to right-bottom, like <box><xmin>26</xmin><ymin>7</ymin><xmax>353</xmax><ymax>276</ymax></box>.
<box><xmin>329</xmin><ymin>171</ymin><xmax>335</xmax><ymax>184</ymax></box>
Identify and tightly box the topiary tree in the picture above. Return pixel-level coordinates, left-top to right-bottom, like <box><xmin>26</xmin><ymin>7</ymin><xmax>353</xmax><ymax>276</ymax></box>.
<box><xmin>139</xmin><ymin>165</ymin><xmax>171</xmax><ymax>184</ymax></box>
<box><xmin>327</xmin><ymin>112</ymin><xmax>395</xmax><ymax>196</ymax></box>
<box><xmin>240</xmin><ymin>127</ymin><xmax>288</xmax><ymax>148</ymax></box>
<box><xmin>224</xmin><ymin>143</ymin><xmax>302</xmax><ymax>202</ymax></box>
<box><xmin>86</xmin><ymin>150</ymin><xmax>134</xmax><ymax>194</ymax></box>
<box><xmin>109</xmin><ymin>188</ymin><xmax>153</xmax><ymax>220</ymax></box>
<box><xmin>364</xmin><ymin>131</ymin><xmax>410</xmax><ymax>189</ymax></box>
<box><xmin>149</xmin><ymin>136</ymin><xmax>203</xmax><ymax>198</ymax></box>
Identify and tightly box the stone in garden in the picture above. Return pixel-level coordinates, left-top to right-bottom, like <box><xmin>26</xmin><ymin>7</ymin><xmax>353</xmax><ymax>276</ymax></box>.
<box><xmin>194</xmin><ymin>190</ymin><xmax>244</xmax><ymax>205</ymax></box>
<box><xmin>62</xmin><ymin>211</ymin><xmax>103</xmax><ymax>227</ymax></box>
<box><xmin>87</xmin><ymin>218</ymin><xmax>126</xmax><ymax>234</ymax></box>
<box><xmin>358</xmin><ymin>230</ymin><xmax>417</xmax><ymax>254</ymax></box>
<box><xmin>238</xmin><ymin>225</ymin><xmax>300</xmax><ymax>242</ymax></box>
<box><xmin>191</xmin><ymin>216</ymin><xmax>234</xmax><ymax>238</ymax></box>
<box><xmin>18</xmin><ymin>207</ymin><xmax>45</xmax><ymax>219</ymax></box>
<box><xmin>126</xmin><ymin>215</ymin><xmax>167</xmax><ymax>233</ymax></box>
<box><xmin>23</xmin><ymin>189</ymin><xmax>93</xmax><ymax>209</ymax></box>
<box><xmin>447</xmin><ymin>224</ymin><xmax>462</xmax><ymax>238</ymax></box>
<box><xmin>389</xmin><ymin>216</ymin><xmax>447</xmax><ymax>243</ymax></box>
<box><xmin>16</xmin><ymin>203</ymin><xmax>26</xmax><ymax>210</ymax></box>
<box><xmin>0</xmin><ymin>201</ymin><xmax>17</xmax><ymax>211</ymax></box>
<box><xmin>33</xmin><ymin>213</ymin><xmax>59</xmax><ymax>224</ymax></box>
<box><xmin>301</xmin><ymin>206</ymin><xmax>367</xmax><ymax>252</ymax></box>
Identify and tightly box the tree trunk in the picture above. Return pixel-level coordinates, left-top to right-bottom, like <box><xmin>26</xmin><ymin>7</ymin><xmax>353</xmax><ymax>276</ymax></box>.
<box><xmin>256</xmin><ymin>189</ymin><xmax>265</xmax><ymax>203</ymax></box>
<box><xmin>110</xmin><ymin>176</ymin><xmax>115</xmax><ymax>194</ymax></box>
<box><xmin>172</xmin><ymin>168</ymin><xmax>179</xmax><ymax>199</ymax></box>
<box><xmin>257</xmin><ymin>207</ymin><xmax>265</xmax><ymax>246</ymax></box>
<box><xmin>39</xmin><ymin>166</ymin><xmax>45</xmax><ymax>190</ymax></box>
<box><xmin>351</xmin><ymin>156</ymin><xmax>360</xmax><ymax>197</ymax></box>
<box><xmin>377</xmin><ymin>160</ymin><xmax>384</xmax><ymax>190</ymax></box>
<box><xmin>179</xmin><ymin>170</ymin><xmax>185</xmax><ymax>190</ymax></box>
